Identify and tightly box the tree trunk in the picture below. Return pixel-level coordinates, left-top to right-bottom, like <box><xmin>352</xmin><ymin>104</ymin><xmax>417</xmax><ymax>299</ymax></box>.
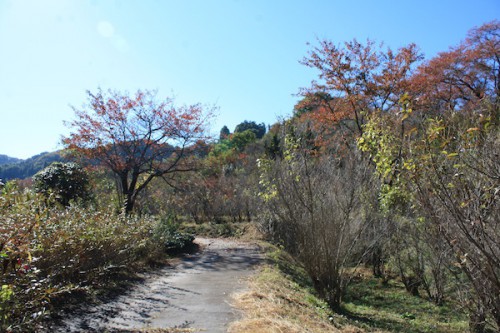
<box><xmin>371</xmin><ymin>246</ymin><xmax>385</xmax><ymax>278</ymax></box>
<box><xmin>124</xmin><ymin>196</ymin><xmax>135</xmax><ymax>214</ymax></box>
<box><xmin>402</xmin><ymin>275</ymin><xmax>421</xmax><ymax>297</ymax></box>
<box><xmin>469</xmin><ymin>305</ymin><xmax>486</xmax><ymax>333</ymax></box>
<box><xmin>119</xmin><ymin>172</ymin><xmax>138</xmax><ymax>214</ymax></box>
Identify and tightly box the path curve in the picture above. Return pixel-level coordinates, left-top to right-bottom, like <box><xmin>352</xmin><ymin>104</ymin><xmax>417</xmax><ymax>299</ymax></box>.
<box><xmin>52</xmin><ymin>238</ymin><xmax>263</xmax><ymax>333</ymax></box>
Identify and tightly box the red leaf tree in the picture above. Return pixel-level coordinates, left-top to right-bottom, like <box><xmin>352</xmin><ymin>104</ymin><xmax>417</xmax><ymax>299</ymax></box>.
<box><xmin>301</xmin><ymin>39</ymin><xmax>422</xmax><ymax>135</ymax></box>
<box><xmin>63</xmin><ymin>89</ymin><xmax>215</xmax><ymax>213</ymax></box>
<box><xmin>410</xmin><ymin>20</ymin><xmax>500</xmax><ymax>114</ymax></box>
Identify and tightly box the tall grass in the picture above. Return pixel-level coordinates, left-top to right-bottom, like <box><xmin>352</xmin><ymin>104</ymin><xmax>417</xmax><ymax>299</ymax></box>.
<box><xmin>0</xmin><ymin>182</ymin><xmax>170</xmax><ymax>331</ymax></box>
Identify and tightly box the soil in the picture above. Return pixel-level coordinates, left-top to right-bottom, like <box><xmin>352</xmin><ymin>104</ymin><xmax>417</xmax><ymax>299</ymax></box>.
<box><xmin>47</xmin><ymin>238</ymin><xmax>264</xmax><ymax>333</ymax></box>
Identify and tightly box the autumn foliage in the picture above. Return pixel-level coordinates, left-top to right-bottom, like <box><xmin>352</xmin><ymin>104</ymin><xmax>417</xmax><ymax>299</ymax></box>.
<box><xmin>63</xmin><ymin>89</ymin><xmax>214</xmax><ymax>213</ymax></box>
<box><xmin>260</xmin><ymin>20</ymin><xmax>500</xmax><ymax>332</ymax></box>
<box><xmin>1</xmin><ymin>18</ymin><xmax>499</xmax><ymax>333</ymax></box>
<box><xmin>410</xmin><ymin>21</ymin><xmax>500</xmax><ymax>114</ymax></box>
<box><xmin>300</xmin><ymin>38</ymin><xmax>422</xmax><ymax>134</ymax></box>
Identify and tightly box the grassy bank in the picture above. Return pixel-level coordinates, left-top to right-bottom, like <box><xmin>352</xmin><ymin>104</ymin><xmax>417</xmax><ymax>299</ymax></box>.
<box><xmin>229</xmin><ymin>242</ymin><xmax>468</xmax><ymax>333</ymax></box>
<box><xmin>342</xmin><ymin>276</ymin><xmax>468</xmax><ymax>333</ymax></box>
<box><xmin>229</xmin><ymin>244</ymin><xmax>352</xmax><ymax>333</ymax></box>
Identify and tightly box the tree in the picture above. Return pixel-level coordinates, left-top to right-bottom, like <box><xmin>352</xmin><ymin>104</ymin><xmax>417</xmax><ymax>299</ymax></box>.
<box><xmin>410</xmin><ymin>20</ymin><xmax>499</xmax><ymax>115</ymax></box>
<box><xmin>33</xmin><ymin>162</ymin><xmax>90</xmax><ymax>206</ymax></box>
<box><xmin>229</xmin><ymin>130</ymin><xmax>257</xmax><ymax>151</ymax></box>
<box><xmin>210</xmin><ymin>129</ymin><xmax>257</xmax><ymax>160</ymax></box>
<box><xmin>63</xmin><ymin>89</ymin><xmax>214</xmax><ymax>214</ymax></box>
<box><xmin>293</xmin><ymin>91</ymin><xmax>334</xmax><ymax>118</ymax></box>
<box><xmin>301</xmin><ymin>38</ymin><xmax>422</xmax><ymax>135</ymax></box>
<box><xmin>219</xmin><ymin>125</ymin><xmax>230</xmax><ymax>140</ymax></box>
<box><xmin>234</xmin><ymin>120</ymin><xmax>266</xmax><ymax>139</ymax></box>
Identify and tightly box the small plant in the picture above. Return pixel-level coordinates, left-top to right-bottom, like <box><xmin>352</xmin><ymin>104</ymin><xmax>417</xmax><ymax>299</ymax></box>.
<box><xmin>402</xmin><ymin>311</ymin><xmax>416</xmax><ymax>320</ymax></box>
<box><xmin>0</xmin><ymin>284</ymin><xmax>13</xmax><ymax>328</ymax></box>
<box><xmin>154</xmin><ymin>215</ymin><xmax>194</xmax><ymax>251</ymax></box>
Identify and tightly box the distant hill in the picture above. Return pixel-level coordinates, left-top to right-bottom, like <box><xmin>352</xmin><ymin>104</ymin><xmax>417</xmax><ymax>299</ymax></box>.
<box><xmin>0</xmin><ymin>141</ymin><xmax>206</xmax><ymax>182</ymax></box>
<box><xmin>0</xmin><ymin>151</ymin><xmax>66</xmax><ymax>181</ymax></box>
<box><xmin>0</xmin><ymin>154</ymin><xmax>22</xmax><ymax>166</ymax></box>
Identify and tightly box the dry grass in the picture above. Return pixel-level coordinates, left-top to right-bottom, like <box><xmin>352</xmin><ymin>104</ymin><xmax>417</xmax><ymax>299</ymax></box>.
<box><xmin>106</xmin><ymin>328</ymin><xmax>196</xmax><ymax>333</ymax></box>
<box><xmin>229</xmin><ymin>254</ymin><xmax>467</xmax><ymax>333</ymax></box>
<box><xmin>236</xmin><ymin>222</ymin><xmax>266</xmax><ymax>242</ymax></box>
<box><xmin>228</xmin><ymin>265</ymin><xmax>364</xmax><ymax>333</ymax></box>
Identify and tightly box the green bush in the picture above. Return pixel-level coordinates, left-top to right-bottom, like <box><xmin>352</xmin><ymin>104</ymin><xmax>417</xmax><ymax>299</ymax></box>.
<box><xmin>33</xmin><ymin>162</ymin><xmax>91</xmax><ymax>206</ymax></box>
<box><xmin>154</xmin><ymin>215</ymin><xmax>194</xmax><ymax>251</ymax></box>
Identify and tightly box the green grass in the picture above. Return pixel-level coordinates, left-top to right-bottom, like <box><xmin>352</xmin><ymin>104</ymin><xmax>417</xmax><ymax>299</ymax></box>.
<box><xmin>179</xmin><ymin>220</ymin><xmax>254</xmax><ymax>238</ymax></box>
<box><xmin>341</xmin><ymin>276</ymin><xmax>468</xmax><ymax>333</ymax></box>
<box><xmin>256</xmin><ymin>243</ymin><xmax>469</xmax><ymax>333</ymax></box>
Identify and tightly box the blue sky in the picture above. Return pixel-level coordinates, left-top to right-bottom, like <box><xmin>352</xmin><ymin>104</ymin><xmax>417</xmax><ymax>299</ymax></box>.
<box><xmin>0</xmin><ymin>0</ymin><xmax>498</xmax><ymax>159</ymax></box>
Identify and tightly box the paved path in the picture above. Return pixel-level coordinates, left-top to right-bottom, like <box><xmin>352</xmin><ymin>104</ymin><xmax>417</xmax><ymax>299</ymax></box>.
<box><xmin>52</xmin><ymin>238</ymin><xmax>263</xmax><ymax>333</ymax></box>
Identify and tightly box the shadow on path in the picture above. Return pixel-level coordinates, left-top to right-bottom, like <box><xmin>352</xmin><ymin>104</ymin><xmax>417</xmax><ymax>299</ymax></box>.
<box><xmin>49</xmin><ymin>238</ymin><xmax>264</xmax><ymax>333</ymax></box>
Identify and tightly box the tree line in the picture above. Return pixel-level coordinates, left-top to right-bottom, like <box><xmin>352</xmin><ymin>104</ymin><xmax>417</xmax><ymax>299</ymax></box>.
<box><xmin>257</xmin><ymin>21</ymin><xmax>499</xmax><ymax>332</ymax></box>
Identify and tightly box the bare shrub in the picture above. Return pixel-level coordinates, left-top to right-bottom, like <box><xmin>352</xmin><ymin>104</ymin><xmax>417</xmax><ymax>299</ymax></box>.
<box><xmin>258</xmin><ymin>124</ymin><xmax>376</xmax><ymax>309</ymax></box>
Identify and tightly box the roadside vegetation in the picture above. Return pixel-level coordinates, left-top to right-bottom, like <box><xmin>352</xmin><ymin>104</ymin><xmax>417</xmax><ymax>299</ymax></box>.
<box><xmin>343</xmin><ymin>276</ymin><xmax>468</xmax><ymax>333</ymax></box>
<box><xmin>255</xmin><ymin>21</ymin><xmax>499</xmax><ymax>332</ymax></box>
<box><xmin>0</xmin><ymin>181</ymin><xmax>194</xmax><ymax>332</ymax></box>
<box><xmin>0</xmin><ymin>20</ymin><xmax>498</xmax><ymax>333</ymax></box>
<box><xmin>230</xmin><ymin>244</ymin><xmax>468</xmax><ymax>333</ymax></box>
<box><xmin>229</xmin><ymin>244</ymin><xmax>348</xmax><ymax>333</ymax></box>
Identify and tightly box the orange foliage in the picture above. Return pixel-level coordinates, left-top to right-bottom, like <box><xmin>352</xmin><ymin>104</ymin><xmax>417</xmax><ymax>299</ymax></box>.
<box><xmin>63</xmin><ymin>88</ymin><xmax>215</xmax><ymax>213</ymax></box>
<box><xmin>410</xmin><ymin>20</ymin><xmax>499</xmax><ymax>114</ymax></box>
<box><xmin>301</xmin><ymin>38</ymin><xmax>422</xmax><ymax>134</ymax></box>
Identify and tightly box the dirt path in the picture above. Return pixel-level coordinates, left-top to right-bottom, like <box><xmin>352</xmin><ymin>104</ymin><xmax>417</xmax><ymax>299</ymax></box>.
<box><xmin>51</xmin><ymin>238</ymin><xmax>263</xmax><ymax>333</ymax></box>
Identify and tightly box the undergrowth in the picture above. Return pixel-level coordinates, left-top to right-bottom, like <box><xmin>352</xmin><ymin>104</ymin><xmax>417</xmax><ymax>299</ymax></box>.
<box><xmin>341</xmin><ymin>275</ymin><xmax>468</xmax><ymax>333</ymax></box>
<box><xmin>0</xmin><ymin>182</ymin><xmax>192</xmax><ymax>332</ymax></box>
<box><xmin>179</xmin><ymin>220</ymin><xmax>255</xmax><ymax>239</ymax></box>
<box><xmin>230</xmin><ymin>243</ymin><xmax>469</xmax><ymax>333</ymax></box>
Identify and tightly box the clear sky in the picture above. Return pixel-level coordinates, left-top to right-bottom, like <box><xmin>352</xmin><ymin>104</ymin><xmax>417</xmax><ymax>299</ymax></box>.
<box><xmin>0</xmin><ymin>0</ymin><xmax>498</xmax><ymax>159</ymax></box>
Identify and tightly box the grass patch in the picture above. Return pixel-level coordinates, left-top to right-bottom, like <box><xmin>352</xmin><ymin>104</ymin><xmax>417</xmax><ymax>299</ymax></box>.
<box><xmin>340</xmin><ymin>275</ymin><xmax>468</xmax><ymax>333</ymax></box>
<box><xmin>229</xmin><ymin>266</ymin><xmax>342</xmax><ymax>333</ymax></box>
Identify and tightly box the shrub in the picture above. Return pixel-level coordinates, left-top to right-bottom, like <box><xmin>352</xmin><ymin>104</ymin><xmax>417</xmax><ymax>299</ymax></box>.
<box><xmin>0</xmin><ymin>184</ymin><xmax>186</xmax><ymax>331</ymax></box>
<box><xmin>258</xmin><ymin>126</ymin><xmax>375</xmax><ymax>309</ymax></box>
<box><xmin>33</xmin><ymin>162</ymin><xmax>90</xmax><ymax>206</ymax></box>
<box><xmin>153</xmin><ymin>215</ymin><xmax>194</xmax><ymax>251</ymax></box>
